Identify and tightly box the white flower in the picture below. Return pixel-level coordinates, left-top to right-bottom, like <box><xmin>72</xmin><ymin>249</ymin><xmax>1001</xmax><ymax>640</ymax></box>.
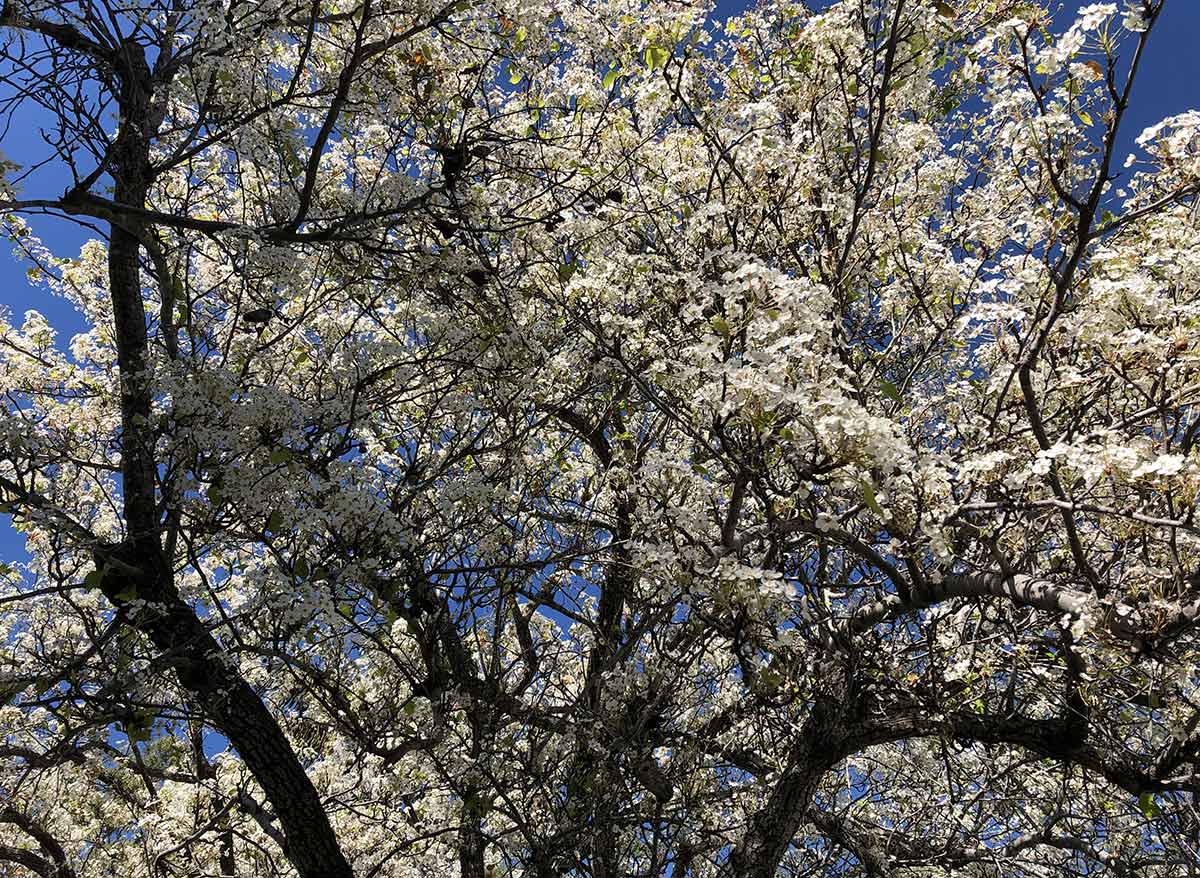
<box><xmin>1078</xmin><ymin>4</ymin><xmax>1118</xmax><ymax>30</ymax></box>
<box><xmin>1031</xmin><ymin>443</ymin><xmax>1068</xmax><ymax>476</ymax></box>
<box><xmin>1122</xmin><ymin>2</ymin><xmax>1149</xmax><ymax>32</ymax></box>
<box><xmin>1132</xmin><ymin>453</ymin><xmax>1186</xmax><ymax>479</ymax></box>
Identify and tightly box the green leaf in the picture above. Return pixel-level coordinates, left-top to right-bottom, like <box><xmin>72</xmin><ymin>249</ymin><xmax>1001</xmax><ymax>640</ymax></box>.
<box><xmin>294</xmin><ymin>557</ymin><xmax>310</xmax><ymax>579</ymax></box>
<box><xmin>1077</xmin><ymin>109</ymin><xmax>1093</xmax><ymax>127</ymax></box>
<box><xmin>756</xmin><ymin>668</ymin><xmax>781</xmax><ymax>694</ymax></box>
<box><xmin>709</xmin><ymin>316</ymin><xmax>732</xmax><ymax>337</ymax></box>
<box><xmin>115</xmin><ymin>628</ymin><xmax>136</xmax><ymax>675</ymax></box>
<box><xmin>602</xmin><ymin>66</ymin><xmax>622</xmax><ymax>90</ymax></box>
<box><xmin>114</xmin><ymin>583</ymin><xmax>138</xmax><ymax>602</ymax></box>
<box><xmin>1139</xmin><ymin>792</ymin><xmax>1161</xmax><ymax>818</ymax></box>
<box><xmin>123</xmin><ymin>711</ymin><xmax>154</xmax><ymax>746</ymax></box>
<box><xmin>508</xmin><ymin>66</ymin><xmax>523</xmax><ymax>86</ymax></box>
<box><xmin>862</xmin><ymin>481</ymin><xmax>883</xmax><ymax>516</ymax></box>
<box><xmin>644</xmin><ymin>45</ymin><xmax>669</xmax><ymax>70</ymax></box>
<box><xmin>84</xmin><ymin>568</ymin><xmax>105</xmax><ymax>589</ymax></box>
<box><xmin>515</xmin><ymin>25</ymin><xmax>527</xmax><ymax>44</ymax></box>
<box><xmin>557</xmin><ymin>263</ymin><xmax>578</xmax><ymax>282</ymax></box>
<box><xmin>789</xmin><ymin>45</ymin><xmax>814</xmax><ymax>73</ymax></box>
<box><xmin>937</xmin><ymin>89</ymin><xmax>960</xmax><ymax>117</ymax></box>
<box><xmin>878</xmin><ymin>379</ymin><xmax>903</xmax><ymax>403</ymax></box>
<box><xmin>268</xmin><ymin>448</ymin><xmax>293</xmax><ymax>465</ymax></box>
<box><xmin>267</xmin><ymin>510</ymin><xmax>284</xmax><ymax>533</ymax></box>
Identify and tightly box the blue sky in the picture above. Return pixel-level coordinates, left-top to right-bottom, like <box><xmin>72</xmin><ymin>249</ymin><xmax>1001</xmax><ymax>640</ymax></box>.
<box><xmin>1</xmin><ymin>0</ymin><xmax>1198</xmax><ymax>566</ymax></box>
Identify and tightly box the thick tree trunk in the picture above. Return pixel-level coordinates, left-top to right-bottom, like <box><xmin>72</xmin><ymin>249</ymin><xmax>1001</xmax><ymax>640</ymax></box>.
<box><xmin>107</xmin><ymin>61</ymin><xmax>157</xmax><ymax>561</ymax></box>
<box><xmin>459</xmin><ymin>707</ymin><xmax>486</xmax><ymax>878</ymax></box>
<box><xmin>118</xmin><ymin>585</ymin><xmax>354</xmax><ymax>878</ymax></box>
<box><xmin>722</xmin><ymin>700</ymin><xmax>847</xmax><ymax>878</ymax></box>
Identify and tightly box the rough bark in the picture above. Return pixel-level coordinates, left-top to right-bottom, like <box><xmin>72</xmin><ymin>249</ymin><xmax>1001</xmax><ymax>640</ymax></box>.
<box><xmin>722</xmin><ymin>699</ymin><xmax>849</xmax><ymax>878</ymax></box>
<box><xmin>98</xmin><ymin>574</ymin><xmax>354</xmax><ymax>878</ymax></box>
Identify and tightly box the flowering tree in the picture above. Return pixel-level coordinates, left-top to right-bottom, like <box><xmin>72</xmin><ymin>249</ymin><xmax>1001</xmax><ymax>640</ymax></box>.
<box><xmin>0</xmin><ymin>0</ymin><xmax>1198</xmax><ymax>875</ymax></box>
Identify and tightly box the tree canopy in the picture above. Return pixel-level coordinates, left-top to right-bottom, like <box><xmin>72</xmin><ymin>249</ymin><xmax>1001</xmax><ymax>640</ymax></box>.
<box><xmin>0</xmin><ymin>0</ymin><xmax>1198</xmax><ymax>876</ymax></box>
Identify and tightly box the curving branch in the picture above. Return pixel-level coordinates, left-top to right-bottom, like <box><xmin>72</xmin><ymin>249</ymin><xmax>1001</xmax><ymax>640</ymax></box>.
<box><xmin>841</xmin><ymin>571</ymin><xmax>1200</xmax><ymax>648</ymax></box>
<box><xmin>0</xmin><ymin>808</ymin><xmax>75</xmax><ymax>878</ymax></box>
<box><xmin>0</xmin><ymin>2</ymin><xmax>118</xmax><ymax>70</ymax></box>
